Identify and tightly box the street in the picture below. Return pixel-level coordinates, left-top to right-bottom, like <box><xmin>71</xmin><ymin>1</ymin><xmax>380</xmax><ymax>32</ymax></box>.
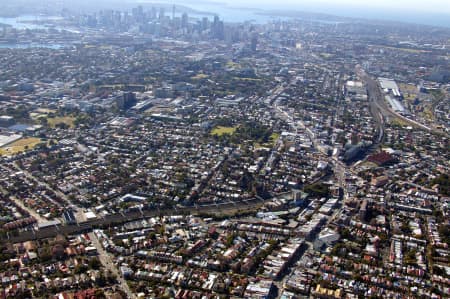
<box><xmin>88</xmin><ymin>231</ymin><xmax>136</xmax><ymax>299</ymax></box>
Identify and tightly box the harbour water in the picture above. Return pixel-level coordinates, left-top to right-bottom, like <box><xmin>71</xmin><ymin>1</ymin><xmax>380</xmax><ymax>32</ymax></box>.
<box><xmin>0</xmin><ymin>15</ymin><xmax>63</xmax><ymax>30</ymax></box>
<box><xmin>0</xmin><ymin>43</ymin><xmax>67</xmax><ymax>49</ymax></box>
<box><xmin>155</xmin><ymin>1</ymin><xmax>450</xmax><ymax>28</ymax></box>
<box><xmin>0</xmin><ymin>15</ymin><xmax>76</xmax><ymax>49</ymax></box>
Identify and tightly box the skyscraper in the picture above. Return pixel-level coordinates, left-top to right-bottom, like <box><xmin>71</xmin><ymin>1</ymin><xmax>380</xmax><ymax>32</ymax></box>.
<box><xmin>181</xmin><ymin>13</ymin><xmax>189</xmax><ymax>29</ymax></box>
<box><xmin>212</xmin><ymin>16</ymin><xmax>224</xmax><ymax>40</ymax></box>
<box><xmin>251</xmin><ymin>33</ymin><xmax>258</xmax><ymax>52</ymax></box>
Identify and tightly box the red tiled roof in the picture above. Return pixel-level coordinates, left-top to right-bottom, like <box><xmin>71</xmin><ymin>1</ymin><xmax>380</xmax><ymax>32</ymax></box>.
<box><xmin>367</xmin><ymin>151</ymin><xmax>395</xmax><ymax>165</ymax></box>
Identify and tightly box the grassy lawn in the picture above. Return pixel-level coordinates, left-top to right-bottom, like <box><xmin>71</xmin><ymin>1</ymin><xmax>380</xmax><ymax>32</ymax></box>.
<box><xmin>269</xmin><ymin>133</ymin><xmax>280</xmax><ymax>142</ymax></box>
<box><xmin>233</xmin><ymin>77</ymin><xmax>262</xmax><ymax>82</ymax></box>
<box><xmin>356</xmin><ymin>161</ymin><xmax>378</xmax><ymax>170</ymax></box>
<box><xmin>36</xmin><ymin>108</ymin><xmax>57</xmax><ymax>114</ymax></box>
<box><xmin>98</xmin><ymin>84</ymin><xmax>125</xmax><ymax>89</ymax></box>
<box><xmin>47</xmin><ymin>116</ymin><xmax>76</xmax><ymax>128</ymax></box>
<box><xmin>226</xmin><ymin>61</ymin><xmax>241</xmax><ymax>69</ymax></box>
<box><xmin>404</xmin><ymin>94</ymin><xmax>417</xmax><ymax>102</ymax></box>
<box><xmin>211</xmin><ymin>126</ymin><xmax>238</xmax><ymax>136</ymax></box>
<box><xmin>423</xmin><ymin>107</ymin><xmax>435</xmax><ymax>121</ymax></box>
<box><xmin>0</xmin><ymin>137</ymin><xmax>42</xmax><ymax>156</ymax></box>
<box><xmin>320</xmin><ymin>52</ymin><xmax>334</xmax><ymax>58</ymax></box>
<box><xmin>399</xmin><ymin>83</ymin><xmax>418</xmax><ymax>94</ymax></box>
<box><xmin>30</xmin><ymin>113</ymin><xmax>48</xmax><ymax>120</ymax></box>
<box><xmin>191</xmin><ymin>73</ymin><xmax>209</xmax><ymax>80</ymax></box>
<box><xmin>390</xmin><ymin>118</ymin><xmax>410</xmax><ymax>127</ymax></box>
<box><xmin>383</xmin><ymin>46</ymin><xmax>429</xmax><ymax>54</ymax></box>
<box><xmin>255</xmin><ymin>132</ymin><xmax>280</xmax><ymax>149</ymax></box>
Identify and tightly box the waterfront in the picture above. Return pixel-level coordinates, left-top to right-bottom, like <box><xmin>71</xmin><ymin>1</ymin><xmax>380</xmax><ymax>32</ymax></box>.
<box><xmin>138</xmin><ymin>0</ymin><xmax>291</xmax><ymax>24</ymax></box>
<box><xmin>0</xmin><ymin>15</ymin><xmax>63</xmax><ymax>30</ymax></box>
<box><xmin>0</xmin><ymin>43</ymin><xmax>68</xmax><ymax>49</ymax></box>
<box><xmin>154</xmin><ymin>0</ymin><xmax>450</xmax><ymax>27</ymax></box>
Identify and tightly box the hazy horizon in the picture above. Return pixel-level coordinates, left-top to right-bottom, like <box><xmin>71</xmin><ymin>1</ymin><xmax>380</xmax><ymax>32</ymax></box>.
<box><xmin>163</xmin><ymin>0</ymin><xmax>450</xmax><ymax>27</ymax></box>
<box><xmin>198</xmin><ymin>0</ymin><xmax>450</xmax><ymax>15</ymax></box>
<box><xmin>1</xmin><ymin>0</ymin><xmax>450</xmax><ymax>27</ymax></box>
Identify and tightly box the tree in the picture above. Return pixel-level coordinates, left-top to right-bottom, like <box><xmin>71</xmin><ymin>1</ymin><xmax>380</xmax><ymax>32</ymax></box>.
<box><xmin>404</xmin><ymin>249</ymin><xmax>417</xmax><ymax>265</ymax></box>
<box><xmin>304</xmin><ymin>183</ymin><xmax>330</xmax><ymax>197</ymax></box>
<box><xmin>94</xmin><ymin>289</ymin><xmax>106</xmax><ymax>298</ymax></box>
<box><xmin>225</xmin><ymin>233</ymin><xmax>236</xmax><ymax>247</ymax></box>
<box><xmin>74</xmin><ymin>264</ymin><xmax>88</xmax><ymax>274</ymax></box>
<box><xmin>39</xmin><ymin>117</ymin><xmax>48</xmax><ymax>126</ymax></box>
<box><xmin>39</xmin><ymin>245</ymin><xmax>52</xmax><ymax>262</ymax></box>
<box><xmin>430</xmin><ymin>174</ymin><xmax>450</xmax><ymax>196</ymax></box>
<box><xmin>88</xmin><ymin>257</ymin><xmax>101</xmax><ymax>270</ymax></box>
<box><xmin>400</xmin><ymin>220</ymin><xmax>411</xmax><ymax>234</ymax></box>
<box><xmin>56</xmin><ymin>122</ymin><xmax>69</xmax><ymax>129</ymax></box>
<box><xmin>438</xmin><ymin>224</ymin><xmax>450</xmax><ymax>246</ymax></box>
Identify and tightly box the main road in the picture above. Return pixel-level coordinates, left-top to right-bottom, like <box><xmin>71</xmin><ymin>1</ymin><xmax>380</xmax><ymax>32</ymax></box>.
<box><xmin>267</xmin><ymin>80</ymin><xmax>349</xmax><ymax>298</ymax></box>
<box><xmin>89</xmin><ymin>231</ymin><xmax>136</xmax><ymax>299</ymax></box>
